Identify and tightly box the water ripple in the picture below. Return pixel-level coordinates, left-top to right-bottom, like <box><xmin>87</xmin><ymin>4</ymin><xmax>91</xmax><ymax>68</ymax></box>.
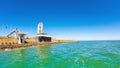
<box><xmin>0</xmin><ymin>41</ymin><xmax>120</xmax><ymax>68</ymax></box>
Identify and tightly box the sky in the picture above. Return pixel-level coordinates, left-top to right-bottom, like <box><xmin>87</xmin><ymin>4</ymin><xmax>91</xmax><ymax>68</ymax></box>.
<box><xmin>0</xmin><ymin>0</ymin><xmax>120</xmax><ymax>40</ymax></box>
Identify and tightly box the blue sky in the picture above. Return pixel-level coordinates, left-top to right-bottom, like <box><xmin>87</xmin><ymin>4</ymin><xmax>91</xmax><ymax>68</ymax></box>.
<box><xmin>0</xmin><ymin>0</ymin><xmax>120</xmax><ymax>40</ymax></box>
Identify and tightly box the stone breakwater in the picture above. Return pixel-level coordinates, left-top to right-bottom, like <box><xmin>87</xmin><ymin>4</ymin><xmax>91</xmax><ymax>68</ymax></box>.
<box><xmin>0</xmin><ymin>42</ymin><xmax>58</xmax><ymax>50</ymax></box>
<box><xmin>0</xmin><ymin>40</ymin><xmax>76</xmax><ymax>50</ymax></box>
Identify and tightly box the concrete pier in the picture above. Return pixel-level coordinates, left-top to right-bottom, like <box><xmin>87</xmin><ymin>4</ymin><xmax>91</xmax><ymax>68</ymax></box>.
<box><xmin>0</xmin><ymin>39</ymin><xmax>76</xmax><ymax>50</ymax></box>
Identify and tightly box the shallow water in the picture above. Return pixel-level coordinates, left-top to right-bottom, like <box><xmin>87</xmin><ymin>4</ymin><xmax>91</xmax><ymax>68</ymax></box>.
<box><xmin>0</xmin><ymin>41</ymin><xmax>120</xmax><ymax>68</ymax></box>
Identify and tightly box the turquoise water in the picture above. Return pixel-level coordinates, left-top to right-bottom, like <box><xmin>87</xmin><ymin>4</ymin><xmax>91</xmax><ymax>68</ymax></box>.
<box><xmin>0</xmin><ymin>41</ymin><xmax>120</xmax><ymax>68</ymax></box>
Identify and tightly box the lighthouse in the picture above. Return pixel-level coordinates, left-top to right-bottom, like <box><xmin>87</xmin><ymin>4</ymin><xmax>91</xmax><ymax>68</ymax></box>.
<box><xmin>38</xmin><ymin>22</ymin><xmax>43</xmax><ymax>34</ymax></box>
<box><xmin>37</xmin><ymin>22</ymin><xmax>52</xmax><ymax>42</ymax></box>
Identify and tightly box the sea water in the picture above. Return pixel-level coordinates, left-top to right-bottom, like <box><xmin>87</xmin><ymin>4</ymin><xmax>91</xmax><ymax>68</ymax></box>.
<box><xmin>0</xmin><ymin>41</ymin><xmax>120</xmax><ymax>68</ymax></box>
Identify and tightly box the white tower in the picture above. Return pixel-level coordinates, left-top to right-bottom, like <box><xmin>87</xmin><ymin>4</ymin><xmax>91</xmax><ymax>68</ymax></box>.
<box><xmin>38</xmin><ymin>22</ymin><xmax>43</xmax><ymax>34</ymax></box>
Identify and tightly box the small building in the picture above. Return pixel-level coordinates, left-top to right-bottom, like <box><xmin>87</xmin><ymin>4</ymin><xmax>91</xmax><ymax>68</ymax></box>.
<box><xmin>37</xmin><ymin>34</ymin><xmax>52</xmax><ymax>42</ymax></box>
<box><xmin>6</xmin><ymin>28</ymin><xmax>26</xmax><ymax>45</ymax></box>
<box><xmin>37</xmin><ymin>23</ymin><xmax>52</xmax><ymax>42</ymax></box>
<box><xmin>18</xmin><ymin>33</ymin><xmax>26</xmax><ymax>44</ymax></box>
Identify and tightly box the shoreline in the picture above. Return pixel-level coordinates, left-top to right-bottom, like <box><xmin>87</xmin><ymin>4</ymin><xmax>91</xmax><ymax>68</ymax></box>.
<box><xmin>0</xmin><ymin>40</ymin><xmax>77</xmax><ymax>50</ymax></box>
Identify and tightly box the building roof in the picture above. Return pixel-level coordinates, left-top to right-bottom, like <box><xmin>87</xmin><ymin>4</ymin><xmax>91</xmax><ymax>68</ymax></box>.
<box><xmin>18</xmin><ymin>33</ymin><xmax>26</xmax><ymax>36</ymax></box>
<box><xmin>37</xmin><ymin>34</ymin><xmax>52</xmax><ymax>37</ymax></box>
